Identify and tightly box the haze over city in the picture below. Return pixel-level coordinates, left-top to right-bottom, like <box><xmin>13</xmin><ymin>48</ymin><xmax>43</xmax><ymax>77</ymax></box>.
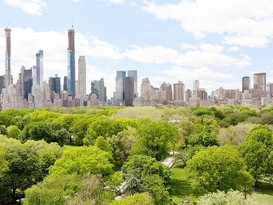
<box><xmin>1</xmin><ymin>0</ymin><xmax>273</xmax><ymax>98</ymax></box>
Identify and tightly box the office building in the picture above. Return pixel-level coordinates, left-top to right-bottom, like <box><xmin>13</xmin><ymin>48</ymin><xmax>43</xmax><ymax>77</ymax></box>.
<box><xmin>242</xmin><ymin>76</ymin><xmax>250</xmax><ymax>92</ymax></box>
<box><xmin>114</xmin><ymin>71</ymin><xmax>126</xmax><ymax>104</ymax></box>
<box><xmin>63</xmin><ymin>76</ymin><xmax>68</xmax><ymax>91</ymax></box>
<box><xmin>77</xmin><ymin>56</ymin><xmax>86</xmax><ymax>100</ymax></box>
<box><xmin>127</xmin><ymin>70</ymin><xmax>137</xmax><ymax>97</ymax></box>
<box><xmin>67</xmin><ymin>28</ymin><xmax>75</xmax><ymax>99</ymax></box>
<box><xmin>253</xmin><ymin>72</ymin><xmax>266</xmax><ymax>98</ymax></box>
<box><xmin>124</xmin><ymin>77</ymin><xmax>134</xmax><ymax>106</ymax></box>
<box><xmin>49</xmin><ymin>74</ymin><xmax>61</xmax><ymax>100</ymax></box>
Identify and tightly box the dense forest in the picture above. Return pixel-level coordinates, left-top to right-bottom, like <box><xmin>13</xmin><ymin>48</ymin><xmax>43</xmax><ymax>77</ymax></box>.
<box><xmin>0</xmin><ymin>105</ymin><xmax>273</xmax><ymax>205</ymax></box>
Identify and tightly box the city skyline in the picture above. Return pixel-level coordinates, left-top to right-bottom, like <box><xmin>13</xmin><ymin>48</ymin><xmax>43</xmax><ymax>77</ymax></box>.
<box><xmin>1</xmin><ymin>1</ymin><xmax>273</xmax><ymax>98</ymax></box>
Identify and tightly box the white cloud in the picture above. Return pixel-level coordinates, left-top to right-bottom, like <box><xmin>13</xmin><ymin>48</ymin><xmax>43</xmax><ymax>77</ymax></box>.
<box><xmin>4</xmin><ymin>0</ymin><xmax>47</xmax><ymax>15</ymax></box>
<box><xmin>123</xmin><ymin>44</ymin><xmax>251</xmax><ymax>68</ymax></box>
<box><xmin>72</xmin><ymin>0</ymin><xmax>80</xmax><ymax>2</ymax></box>
<box><xmin>142</xmin><ymin>0</ymin><xmax>273</xmax><ymax>47</ymax></box>
<box><xmin>97</xmin><ymin>0</ymin><xmax>124</xmax><ymax>5</ymax></box>
<box><xmin>228</xmin><ymin>46</ymin><xmax>240</xmax><ymax>52</ymax></box>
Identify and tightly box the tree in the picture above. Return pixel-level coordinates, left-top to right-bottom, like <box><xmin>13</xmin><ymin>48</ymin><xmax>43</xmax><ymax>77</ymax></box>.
<box><xmin>131</xmin><ymin>119</ymin><xmax>179</xmax><ymax>160</ymax></box>
<box><xmin>7</xmin><ymin>125</ymin><xmax>21</xmax><ymax>140</ymax></box>
<box><xmin>84</xmin><ymin>118</ymin><xmax>127</xmax><ymax>145</ymax></box>
<box><xmin>24</xmin><ymin>174</ymin><xmax>82</xmax><ymax>205</ymax></box>
<box><xmin>0</xmin><ymin>145</ymin><xmax>40</xmax><ymax>203</ymax></box>
<box><xmin>108</xmin><ymin>127</ymin><xmax>138</xmax><ymax>168</ymax></box>
<box><xmin>187</xmin><ymin>146</ymin><xmax>254</xmax><ymax>195</ymax></box>
<box><xmin>109</xmin><ymin>193</ymin><xmax>154</xmax><ymax>205</ymax></box>
<box><xmin>197</xmin><ymin>190</ymin><xmax>257</xmax><ymax>205</ymax></box>
<box><xmin>142</xmin><ymin>175</ymin><xmax>171</xmax><ymax>205</ymax></box>
<box><xmin>95</xmin><ymin>136</ymin><xmax>113</xmax><ymax>155</ymax></box>
<box><xmin>122</xmin><ymin>155</ymin><xmax>171</xmax><ymax>186</ymax></box>
<box><xmin>68</xmin><ymin>174</ymin><xmax>113</xmax><ymax>205</ymax></box>
<box><xmin>240</xmin><ymin>125</ymin><xmax>273</xmax><ymax>181</ymax></box>
<box><xmin>49</xmin><ymin>146</ymin><xmax>114</xmax><ymax>176</ymax></box>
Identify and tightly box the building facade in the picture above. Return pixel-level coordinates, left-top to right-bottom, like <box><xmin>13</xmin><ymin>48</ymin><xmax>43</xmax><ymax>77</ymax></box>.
<box><xmin>77</xmin><ymin>56</ymin><xmax>86</xmax><ymax>100</ymax></box>
<box><xmin>67</xmin><ymin>28</ymin><xmax>75</xmax><ymax>99</ymax></box>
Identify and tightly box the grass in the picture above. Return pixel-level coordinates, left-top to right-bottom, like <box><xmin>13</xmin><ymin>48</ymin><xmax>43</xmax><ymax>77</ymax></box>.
<box><xmin>170</xmin><ymin>166</ymin><xmax>273</xmax><ymax>205</ymax></box>
<box><xmin>170</xmin><ymin>166</ymin><xmax>197</xmax><ymax>204</ymax></box>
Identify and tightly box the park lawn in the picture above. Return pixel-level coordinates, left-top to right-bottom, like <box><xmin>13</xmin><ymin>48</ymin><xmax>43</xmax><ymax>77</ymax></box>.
<box><xmin>254</xmin><ymin>193</ymin><xmax>273</xmax><ymax>205</ymax></box>
<box><xmin>170</xmin><ymin>166</ymin><xmax>197</xmax><ymax>204</ymax></box>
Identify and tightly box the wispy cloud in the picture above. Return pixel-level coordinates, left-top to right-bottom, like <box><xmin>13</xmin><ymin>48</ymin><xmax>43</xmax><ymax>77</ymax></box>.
<box><xmin>4</xmin><ymin>0</ymin><xmax>47</xmax><ymax>15</ymax></box>
<box><xmin>142</xmin><ymin>0</ymin><xmax>273</xmax><ymax>47</ymax></box>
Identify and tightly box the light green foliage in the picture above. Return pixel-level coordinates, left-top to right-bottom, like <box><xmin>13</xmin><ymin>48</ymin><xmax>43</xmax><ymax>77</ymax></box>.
<box><xmin>109</xmin><ymin>193</ymin><xmax>154</xmax><ymax>205</ymax></box>
<box><xmin>54</xmin><ymin>114</ymin><xmax>82</xmax><ymax>130</ymax></box>
<box><xmin>161</xmin><ymin>106</ymin><xmax>194</xmax><ymax>121</ymax></box>
<box><xmin>240</xmin><ymin>125</ymin><xmax>273</xmax><ymax>180</ymax></box>
<box><xmin>122</xmin><ymin>155</ymin><xmax>171</xmax><ymax>186</ymax></box>
<box><xmin>25</xmin><ymin>109</ymin><xmax>61</xmax><ymax>123</ymax></box>
<box><xmin>187</xmin><ymin>146</ymin><xmax>254</xmax><ymax>195</ymax></box>
<box><xmin>112</xmin><ymin>107</ymin><xmax>162</xmax><ymax>119</ymax></box>
<box><xmin>49</xmin><ymin>146</ymin><xmax>113</xmax><ymax>176</ymax></box>
<box><xmin>7</xmin><ymin>125</ymin><xmax>21</xmax><ymax>140</ymax></box>
<box><xmin>108</xmin><ymin>127</ymin><xmax>138</xmax><ymax>168</ymax></box>
<box><xmin>142</xmin><ymin>175</ymin><xmax>171</xmax><ymax>205</ymax></box>
<box><xmin>197</xmin><ymin>190</ymin><xmax>257</xmax><ymax>205</ymax></box>
<box><xmin>132</xmin><ymin>119</ymin><xmax>178</xmax><ymax>160</ymax></box>
<box><xmin>95</xmin><ymin>136</ymin><xmax>113</xmax><ymax>155</ymax></box>
<box><xmin>24</xmin><ymin>174</ymin><xmax>82</xmax><ymax>205</ymax></box>
<box><xmin>84</xmin><ymin>118</ymin><xmax>127</xmax><ymax>145</ymax></box>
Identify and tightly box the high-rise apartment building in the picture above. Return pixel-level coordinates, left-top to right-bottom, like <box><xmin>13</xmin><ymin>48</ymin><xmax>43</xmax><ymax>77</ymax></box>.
<box><xmin>253</xmin><ymin>72</ymin><xmax>266</xmax><ymax>98</ymax></box>
<box><xmin>242</xmin><ymin>76</ymin><xmax>250</xmax><ymax>92</ymax></box>
<box><xmin>173</xmin><ymin>81</ymin><xmax>185</xmax><ymax>101</ymax></box>
<box><xmin>140</xmin><ymin>78</ymin><xmax>151</xmax><ymax>105</ymax></box>
<box><xmin>63</xmin><ymin>76</ymin><xmax>68</xmax><ymax>91</ymax></box>
<box><xmin>124</xmin><ymin>77</ymin><xmax>134</xmax><ymax>106</ymax></box>
<box><xmin>77</xmin><ymin>56</ymin><xmax>86</xmax><ymax>100</ymax></box>
<box><xmin>36</xmin><ymin>50</ymin><xmax>43</xmax><ymax>86</ymax></box>
<box><xmin>5</xmin><ymin>28</ymin><xmax>11</xmax><ymax>88</ymax></box>
<box><xmin>127</xmin><ymin>70</ymin><xmax>137</xmax><ymax>97</ymax></box>
<box><xmin>91</xmin><ymin>78</ymin><xmax>106</xmax><ymax>103</ymax></box>
<box><xmin>114</xmin><ymin>71</ymin><xmax>126</xmax><ymax>104</ymax></box>
<box><xmin>67</xmin><ymin>28</ymin><xmax>75</xmax><ymax>99</ymax></box>
<box><xmin>160</xmin><ymin>82</ymin><xmax>172</xmax><ymax>102</ymax></box>
<box><xmin>19</xmin><ymin>66</ymin><xmax>32</xmax><ymax>100</ymax></box>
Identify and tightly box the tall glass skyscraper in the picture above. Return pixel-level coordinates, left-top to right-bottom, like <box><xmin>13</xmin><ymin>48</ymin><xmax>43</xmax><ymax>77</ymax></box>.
<box><xmin>114</xmin><ymin>71</ymin><xmax>126</xmax><ymax>104</ymax></box>
<box><xmin>67</xmin><ymin>28</ymin><xmax>75</xmax><ymax>99</ymax></box>
<box><xmin>36</xmin><ymin>50</ymin><xmax>43</xmax><ymax>86</ymax></box>
<box><xmin>5</xmin><ymin>28</ymin><xmax>11</xmax><ymax>88</ymax></box>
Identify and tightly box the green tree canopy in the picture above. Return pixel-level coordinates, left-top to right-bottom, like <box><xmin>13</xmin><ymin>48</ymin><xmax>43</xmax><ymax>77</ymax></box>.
<box><xmin>109</xmin><ymin>193</ymin><xmax>154</xmax><ymax>205</ymax></box>
<box><xmin>187</xmin><ymin>146</ymin><xmax>254</xmax><ymax>195</ymax></box>
<box><xmin>49</xmin><ymin>146</ymin><xmax>114</xmax><ymax>176</ymax></box>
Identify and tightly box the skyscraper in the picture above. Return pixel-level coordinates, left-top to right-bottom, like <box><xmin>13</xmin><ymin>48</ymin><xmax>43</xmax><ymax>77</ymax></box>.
<box><xmin>49</xmin><ymin>74</ymin><xmax>61</xmax><ymax>101</ymax></box>
<box><xmin>160</xmin><ymin>82</ymin><xmax>172</xmax><ymax>102</ymax></box>
<box><xmin>124</xmin><ymin>77</ymin><xmax>134</xmax><ymax>106</ymax></box>
<box><xmin>63</xmin><ymin>76</ymin><xmax>68</xmax><ymax>91</ymax></box>
<box><xmin>253</xmin><ymin>72</ymin><xmax>266</xmax><ymax>98</ymax></box>
<box><xmin>77</xmin><ymin>56</ymin><xmax>86</xmax><ymax>100</ymax></box>
<box><xmin>242</xmin><ymin>76</ymin><xmax>250</xmax><ymax>92</ymax></box>
<box><xmin>173</xmin><ymin>81</ymin><xmax>185</xmax><ymax>101</ymax></box>
<box><xmin>127</xmin><ymin>70</ymin><xmax>137</xmax><ymax>97</ymax></box>
<box><xmin>91</xmin><ymin>78</ymin><xmax>106</xmax><ymax>103</ymax></box>
<box><xmin>5</xmin><ymin>28</ymin><xmax>11</xmax><ymax>88</ymax></box>
<box><xmin>114</xmin><ymin>71</ymin><xmax>126</xmax><ymax>104</ymax></box>
<box><xmin>36</xmin><ymin>50</ymin><xmax>43</xmax><ymax>86</ymax></box>
<box><xmin>67</xmin><ymin>28</ymin><xmax>75</xmax><ymax>99</ymax></box>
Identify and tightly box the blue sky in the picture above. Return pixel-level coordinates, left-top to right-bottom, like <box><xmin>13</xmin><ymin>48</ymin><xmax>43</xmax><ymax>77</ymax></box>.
<box><xmin>1</xmin><ymin>0</ymin><xmax>273</xmax><ymax>97</ymax></box>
